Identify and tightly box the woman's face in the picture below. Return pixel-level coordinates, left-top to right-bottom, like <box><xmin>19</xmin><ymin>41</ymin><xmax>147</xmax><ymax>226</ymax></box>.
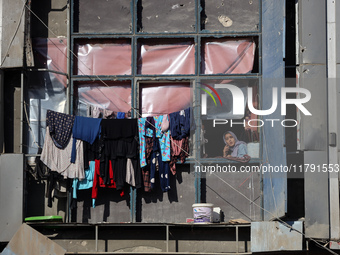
<box><xmin>224</xmin><ymin>133</ymin><xmax>235</xmax><ymax>147</ymax></box>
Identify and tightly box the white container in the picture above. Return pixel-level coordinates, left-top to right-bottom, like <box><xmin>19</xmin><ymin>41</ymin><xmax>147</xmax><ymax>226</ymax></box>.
<box><xmin>212</xmin><ymin>207</ymin><xmax>221</xmax><ymax>223</ymax></box>
<box><xmin>192</xmin><ymin>203</ymin><xmax>214</xmax><ymax>223</ymax></box>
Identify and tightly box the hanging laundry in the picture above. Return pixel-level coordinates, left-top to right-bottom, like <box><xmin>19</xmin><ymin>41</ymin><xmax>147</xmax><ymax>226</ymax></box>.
<box><xmin>161</xmin><ymin>114</ymin><xmax>170</xmax><ymax>132</ymax></box>
<box><xmin>150</xmin><ymin>138</ymin><xmax>170</xmax><ymax>192</ymax></box>
<box><xmin>169</xmin><ymin>107</ymin><xmax>194</xmax><ymax>140</ymax></box>
<box><xmin>46</xmin><ymin>171</ymin><xmax>68</xmax><ymax>208</ymax></box>
<box><xmin>138</xmin><ymin>117</ymin><xmax>150</xmax><ymax>168</ymax></box>
<box><xmin>27</xmin><ymin>147</ymin><xmax>50</xmax><ymax>180</ymax></box>
<box><xmin>142</xmin><ymin>168</ymin><xmax>151</xmax><ymax>192</ymax></box>
<box><xmin>139</xmin><ymin>116</ymin><xmax>171</xmax><ymax>192</ymax></box>
<box><xmin>138</xmin><ymin>116</ymin><xmax>170</xmax><ymax>168</ymax></box>
<box><xmin>101</xmin><ymin>119</ymin><xmax>141</xmax><ymax>190</ymax></box>
<box><xmin>170</xmin><ymin>136</ymin><xmax>189</xmax><ymax>175</ymax></box>
<box><xmin>92</xmin><ymin>159</ymin><xmax>124</xmax><ymax>208</ymax></box>
<box><xmin>153</xmin><ymin>115</ymin><xmax>171</xmax><ymax>162</ymax></box>
<box><xmin>73</xmin><ymin>161</ymin><xmax>95</xmax><ymax>199</ymax></box>
<box><xmin>46</xmin><ymin>110</ymin><xmax>75</xmax><ymax>149</ymax></box>
<box><xmin>83</xmin><ymin>137</ymin><xmax>103</xmax><ymax>170</ymax></box>
<box><xmin>168</xmin><ymin>107</ymin><xmax>194</xmax><ymax>174</ymax></box>
<box><xmin>88</xmin><ymin>105</ymin><xmax>102</xmax><ymax>118</ymax></box>
<box><xmin>103</xmin><ymin>109</ymin><xmax>115</xmax><ymax>119</ymax></box>
<box><xmin>125</xmin><ymin>158</ymin><xmax>135</xmax><ymax>186</ymax></box>
<box><xmin>71</xmin><ymin>116</ymin><xmax>102</xmax><ymax>163</ymax></box>
<box><xmin>41</xmin><ymin>126</ymin><xmax>85</xmax><ymax>180</ymax></box>
<box><xmin>141</xmin><ymin>136</ymin><xmax>153</xmax><ymax>192</ymax></box>
<box><xmin>117</xmin><ymin>112</ymin><xmax>125</xmax><ymax>119</ymax></box>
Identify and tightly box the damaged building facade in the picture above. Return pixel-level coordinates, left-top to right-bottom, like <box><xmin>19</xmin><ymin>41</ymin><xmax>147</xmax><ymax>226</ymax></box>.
<box><xmin>0</xmin><ymin>0</ymin><xmax>339</xmax><ymax>254</ymax></box>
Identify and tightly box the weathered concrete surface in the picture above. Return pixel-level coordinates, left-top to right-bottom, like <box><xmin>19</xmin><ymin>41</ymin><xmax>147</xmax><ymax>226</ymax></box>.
<box><xmin>251</xmin><ymin>221</ymin><xmax>303</xmax><ymax>252</ymax></box>
<box><xmin>1</xmin><ymin>223</ymin><xmax>66</xmax><ymax>255</ymax></box>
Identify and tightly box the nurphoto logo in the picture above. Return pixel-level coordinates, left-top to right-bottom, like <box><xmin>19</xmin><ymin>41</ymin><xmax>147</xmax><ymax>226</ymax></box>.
<box><xmin>200</xmin><ymin>84</ymin><xmax>312</xmax><ymax>128</ymax></box>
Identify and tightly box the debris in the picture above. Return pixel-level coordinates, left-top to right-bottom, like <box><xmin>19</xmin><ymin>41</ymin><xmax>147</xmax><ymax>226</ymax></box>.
<box><xmin>228</xmin><ymin>218</ymin><xmax>250</xmax><ymax>224</ymax></box>
<box><xmin>218</xmin><ymin>15</ymin><xmax>233</xmax><ymax>27</ymax></box>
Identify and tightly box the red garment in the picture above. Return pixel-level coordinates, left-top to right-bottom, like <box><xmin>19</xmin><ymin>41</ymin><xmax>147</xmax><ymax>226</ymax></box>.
<box><xmin>92</xmin><ymin>159</ymin><xmax>124</xmax><ymax>200</ymax></box>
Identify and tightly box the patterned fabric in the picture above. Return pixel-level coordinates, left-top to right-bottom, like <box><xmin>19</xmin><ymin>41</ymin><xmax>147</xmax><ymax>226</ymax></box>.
<box><xmin>153</xmin><ymin>116</ymin><xmax>171</xmax><ymax>162</ymax></box>
<box><xmin>138</xmin><ymin>118</ymin><xmax>147</xmax><ymax>167</ymax></box>
<box><xmin>145</xmin><ymin>136</ymin><xmax>154</xmax><ymax>160</ymax></box>
<box><xmin>46</xmin><ymin>110</ymin><xmax>75</xmax><ymax>149</ymax></box>
<box><xmin>142</xmin><ymin>167</ymin><xmax>151</xmax><ymax>192</ymax></box>
<box><xmin>170</xmin><ymin>136</ymin><xmax>189</xmax><ymax>175</ymax></box>
<box><xmin>150</xmin><ymin>138</ymin><xmax>170</xmax><ymax>192</ymax></box>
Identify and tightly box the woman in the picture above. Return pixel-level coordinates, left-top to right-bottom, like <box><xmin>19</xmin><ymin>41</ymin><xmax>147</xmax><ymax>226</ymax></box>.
<box><xmin>223</xmin><ymin>131</ymin><xmax>250</xmax><ymax>162</ymax></box>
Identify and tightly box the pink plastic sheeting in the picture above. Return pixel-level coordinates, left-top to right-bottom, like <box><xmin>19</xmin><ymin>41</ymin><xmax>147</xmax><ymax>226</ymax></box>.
<box><xmin>138</xmin><ymin>43</ymin><xmax>195</xmax><ymax>75</ymax></box>
<box><xmin>32</xmin><ymin>38</ymin><xmax>68</xmax><ymax>87</ymax></box>
<box><xmin>75</xmin><ymin>41</ymin><xmax>131</xmax><ymax>76</ymax></box>
<box><xmin>140</xmin><ymin>83</ymin><xmax>192</xmax><ymax>117</ymax></box>
<box><xmin>202</xmin><ymin>38</ymin><xmax>255</xmax><ymax>74</ymax></box>
<box><xmin>76</xmin><ymin>82</ymin><xmax>132</xmax><ymax>113</ymax></box>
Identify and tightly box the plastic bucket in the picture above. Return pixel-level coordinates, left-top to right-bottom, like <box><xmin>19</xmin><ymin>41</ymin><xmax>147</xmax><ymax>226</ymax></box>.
<box><xmin>192</xmin><ymin>203</ymin><xmax>214</xmax><ymax>223</ymax></box>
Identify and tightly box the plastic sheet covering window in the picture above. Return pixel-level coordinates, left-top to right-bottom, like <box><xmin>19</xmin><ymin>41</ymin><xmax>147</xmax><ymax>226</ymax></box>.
<box><xmin>137</xmin><ymin>40</ymin><xmax>195</xmax><ymax>75</ymax></box>
<box><xmin>26</xmin><ymin>72</ymin><xmax>67</xmax><ymax>154</ymax></box>
<box><xmin>32</xmin><ymin>38</ymin><xmax>68</xmax><ymax>87</ymax></box>
<box><xmin>74</xmin><ymin>81</ymin><xmax>132</xmax><ymax>116</ymax></box>
<box><xmin>26</xmin><ymin>38</ymin><xmax>68</xmax><ymax>154</ymax></box>
<box><xmin>75</xmin><ymin>40</ymin><xmax>132</xmax><ymax>76</ymax></box>
<box><xmin>141</xmin><ymin>83</ymin><xmax>191</xmax><ymax>117</ymax></box>
<box><xmin>202</xmin><ymin>38</ymin><xmax>255</xmax><ymax>74</ymax></box>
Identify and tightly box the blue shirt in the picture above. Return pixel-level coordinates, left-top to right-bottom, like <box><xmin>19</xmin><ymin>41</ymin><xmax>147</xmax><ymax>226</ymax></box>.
<box><xmin>72</xmin><ymin>161</ymin><xmax>95</xmax><ymax>199</ymax></box>
<box><xmin>237</xmin><ymin>143</ymin><xmax>247</xmax><ymax>158</ymax></box>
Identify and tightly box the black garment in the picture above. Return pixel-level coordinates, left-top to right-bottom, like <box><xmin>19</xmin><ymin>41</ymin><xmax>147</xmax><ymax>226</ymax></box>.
<box><xmin>100</xmin><ymin>119</ymin><xmax>141</xmax><ymax>189</ymax></box>
<box><xmin>169</xmin><ymin>107</ymin><xmax>196</xmax><ymax>140</ymax></box>
<box><xmin>47</xmin><ymin>171</ymin><xmax>66</xmax><ymax>208</ymax></box>
<box><xmin>83</xmin><ymin>137</ymin><xmax>103</xmax><ymax>170</ymax></box>
<box><xmin>28</xmin><ymin>147</ymin><xmax>50</xmax><ymax>180</ymax></box>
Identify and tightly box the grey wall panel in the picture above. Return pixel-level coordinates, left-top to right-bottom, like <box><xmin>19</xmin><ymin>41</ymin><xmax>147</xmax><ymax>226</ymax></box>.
<box><xmin>74</xmin><ymin>0</ymin><xmax>131</xmax><ymax>34</ymax></box>
<box><xmin>298</xmin><ymin>64</ymin><xmax>327</xmax><ymax>151</ymax></box>
<box><xmin>141</xmin><ymin>0</ymin><xmax>195</xmax><ymax>33</ymax></box>
<box><xmin>336</xmin><ymin>2</ymin><xmax>340</xmax><ymax>64</ymax></box>
<box><xmin>336</xmin><ymin>65</ymin><xmax>340</xmax><ymax>149</ymax></box>
<box><xmin>205</xmin><ymin>170</ymin><xmax>262</xmax><ymax>222</ymax></box>
<box><xmin>31</xmin><ymin>0</ymin><xmax>68</xmax><ymax>38</ymax></box>
<box><xmin>251</xmin><ymin>221</ymin><xmax>303</xmax><ymax>252</ymax></box>
<box><xmin>0</xmin><ymin>153</ymin><xmax>24</xmax><ymax>242</ymax></box>
<box><xmin>0</xmin><ymin>70</ymin><xmax>3</xmax><ymax>153</ymax></box>
<box><xmin>262</xmin><ymin>0</ymin><xmax>287</xmax><ymax>221</ymax></box>
<box><xmin>0</xmin><ymin>0</ymin><xmax>25</xmax><ymax>68</ymax></box>
<box><xmin>138</xmin><ymin>165</ymin><xmax>195</xmax><ymax>223</ymax></box>
<box><xmin>304</xmin><ymin>151</ymin><xmax>329</xmax><ymax>239</ymax></box>
<box><xmin>299</xmin><ymin>0</ymin><xmax>326</xmax><ymax>64</ymax></box>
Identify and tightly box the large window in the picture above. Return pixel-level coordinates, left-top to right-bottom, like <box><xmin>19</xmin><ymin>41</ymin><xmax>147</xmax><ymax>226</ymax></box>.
<box><xmin>70</xmin><ymin>0</ymin><xmax>260</xmax><ymax>162</ymax></box>
<box><xmin>26</xmin><ymin>0</ymin><xmax>262</xmax><ymax>223</ymax></box>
